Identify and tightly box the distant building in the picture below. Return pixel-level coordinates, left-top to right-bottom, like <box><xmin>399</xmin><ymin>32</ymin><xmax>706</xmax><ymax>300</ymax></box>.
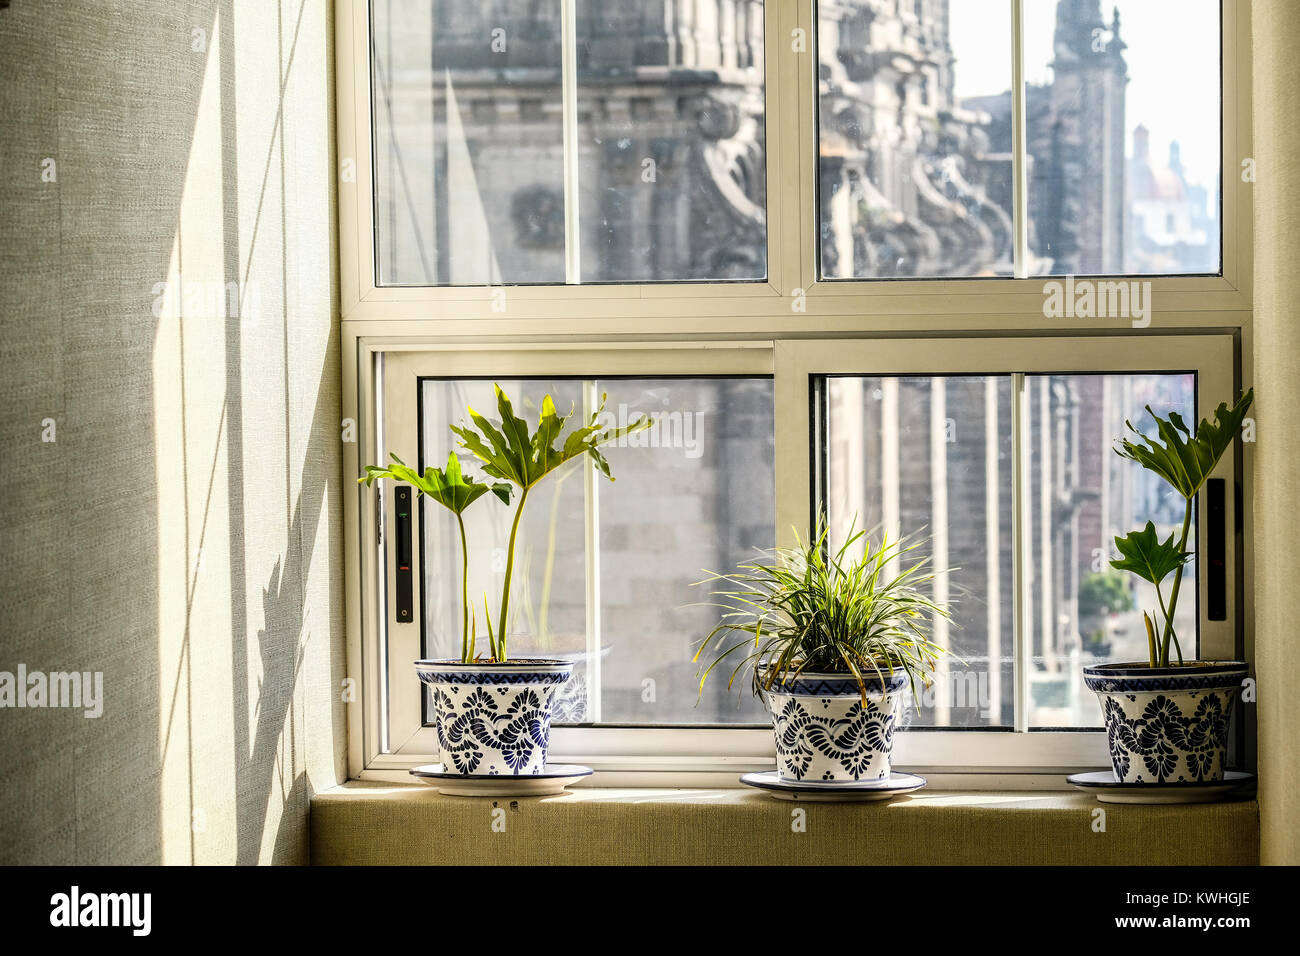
<box><xmin>1126</xmin><ymin>127</ymin><xmax>1219</xmax><ymax>274</ymax></box>
<box><xmin>375</xmin><ymin>0</ymin><xmax>768</xmax><ymax>285</ymax></box>
<box><xmin>1031</xmin><ymin>0</ymin><xmax>1129</xmax><ymax>274</ymax></box>
<box><xmin>969</xmin><ymin>0</ymin><xmax>1129</xmax><ymax>275</ymax></box>
<box><xmin>818</xmin><ymin>0</ymin><xmax>1015</xmax><ymax>277</ymax></box>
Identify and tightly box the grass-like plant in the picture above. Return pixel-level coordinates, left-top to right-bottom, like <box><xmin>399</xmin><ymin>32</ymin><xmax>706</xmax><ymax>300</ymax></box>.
<box><xmin>451</xmin><ymin>384</ymin><xmax>650</xmax><ymax>662</ymax></box>
<box><xmin>693</xmin><ymin>519</ymin><xmax>955</xmax><ymax>706</ymax></box>
<box><xmin>1110</xmin><ymin>388</ymin><xmax>1253</xmax><ymax>667</ymax></box>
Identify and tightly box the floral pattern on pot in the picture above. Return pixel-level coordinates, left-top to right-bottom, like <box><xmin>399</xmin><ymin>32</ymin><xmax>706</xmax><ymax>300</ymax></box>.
<box><xmin>1083</xmin><ymin>662</ymin><xmax>1247</xmax><ymax>784</ymax></box>
<box><xmin>416</xmin><ymin>659</ymin><xmax>573</xmax><ymax>776</ymax></box>
<box><xmin>762</xmin><ymin>670</ymin><xmax>907</xmax><ymax>782</ymax></box>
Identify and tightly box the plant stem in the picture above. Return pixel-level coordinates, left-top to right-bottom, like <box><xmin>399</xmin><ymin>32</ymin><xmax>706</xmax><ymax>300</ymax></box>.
<box><xmin>457</xmin><ymin>513</ymin><xmax>470</xmax><ymax>663</ymax></box>
<box><xmin>497</xmin><ymin>486</ymin><xmax>530</xmax><ymax>662</ymax></box>
<box><xmin>1152</xmin><ymin>580</ymin><xmax>1172</xmax><ymax>667</ymax></box>
<box><xmin>1161</xmin><ymin>498</ymin><xmax>1194</xmax><ymax>666</ymax></box>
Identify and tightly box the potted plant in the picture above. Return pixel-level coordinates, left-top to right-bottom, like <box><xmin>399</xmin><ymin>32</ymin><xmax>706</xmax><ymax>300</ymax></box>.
<box><xmin>1084</xmin><ymin>389</ymin><xmax>1253</xmax><ymax>784</ymax></box>
<box><xmin>695</xmin><ymin>521</ymin><xmax>955</xmax><ymax>783</ymax></box>
<box><xmin>361</xmin><ymin>385</ymin><xmax>649</xmax><ymax>776</ymax></box>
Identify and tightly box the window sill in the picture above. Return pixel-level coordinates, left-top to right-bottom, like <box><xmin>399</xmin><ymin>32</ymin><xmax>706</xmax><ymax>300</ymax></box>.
<box><xmin>309</xmin><ymin>782</ymin><xmax>1259</xmax><ymax>866</ymax></box>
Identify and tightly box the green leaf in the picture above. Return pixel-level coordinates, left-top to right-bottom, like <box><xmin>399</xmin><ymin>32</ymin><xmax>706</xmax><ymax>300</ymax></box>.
<box><xmin>1114</xmin><ymin>389</ymin><xmax>1254</xmax><ymax>499</ymax></box>
<box><xmin>449</xmin><ymin>420</ymin><xmax>506</xmax><ymax>482</ymax></box>
<box><xmin>531</xmin><ymin>393</ymin><xmax>569</xmax><ymax>477</ymax></box>
<box><xmin>1109</xmin><ymin>521</ymin><xmax>1188</xmax><ymax>586</ymax></box>
<box><xmin>355</xmin><ymin>452</ymin><xmax>511</xmax><ymax>516</ymax></box>
<box><xmin>494</xmin><ymin>384</ymin><xmax>538</xmax><ymax>484</ymax></box>
<box><xmin>455</xmin><ymin>385</ymin><xmax>653</xmax><ymax>495</ymax></box>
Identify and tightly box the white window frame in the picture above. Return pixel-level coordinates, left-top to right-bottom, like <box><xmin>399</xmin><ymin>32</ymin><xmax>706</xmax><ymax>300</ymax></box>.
<box><xmin>336</xmin><ymin>1</ymin><xmax>1255</xmax><ymax>785</ymax></box>
<box><xmin>337</xmin><ymin>1</ymin><xmax>1251</xmax><ymax>320</ymax></box>
<box><xmin>357</xmin><ymin>334</ymin><xmax>1241</xmax><ymax>787</ymax></box>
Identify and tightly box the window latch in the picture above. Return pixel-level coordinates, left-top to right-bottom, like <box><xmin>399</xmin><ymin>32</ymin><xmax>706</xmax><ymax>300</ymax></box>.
<box><xmin>394</xmin><ymin>485</ymin><xmax>413</xmax><ymax>624</ymax></box>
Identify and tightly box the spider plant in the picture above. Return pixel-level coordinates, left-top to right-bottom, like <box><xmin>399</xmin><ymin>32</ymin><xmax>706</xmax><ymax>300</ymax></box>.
<box><xmin>358</xmin><ymin>452</ymin><xmax>510</xmax><ymax>662</ymax></box>
<box><xmin>693</xmin><ymin>519</ymin><xmax>955</xmax><ymax>707</ymax></box>
<box><xmin>1110</xmin><ymin>388</ymin><xmax>1253</xmax><ymax>667</ymax></box>
<box><xmin>451</xmin><ymin>384</ymin><xmax>651</xmax><ymax>662</ymax></box>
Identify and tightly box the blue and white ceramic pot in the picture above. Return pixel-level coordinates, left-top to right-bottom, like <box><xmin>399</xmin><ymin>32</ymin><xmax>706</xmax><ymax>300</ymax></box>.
<box><xmin>759</xmin><ymin>666</ymin><xmax>908</xmax><ymax>782</ymax></box>
<box><xmin>415</xmin><ymin>659</ymin><xmax>574</xmax><ymax>775</ymax></box>
<box><xmin>1082</xmin><ymin>661</ymin><xmax>1248</xmax><ymax>784</ymax></box>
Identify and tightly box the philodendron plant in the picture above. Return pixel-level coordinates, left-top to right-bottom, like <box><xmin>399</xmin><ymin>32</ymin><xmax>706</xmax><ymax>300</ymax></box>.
<box><xmin>361</xmin><ymin>384</ymin><xmax>650</xmax><ymax>664</ymax></box>
<box><xmin>1083</xmin><ymin>389</ymin><xmax>1255</xmax><ymax>789</ymax></box>
<box><xmin>1109</xmin><ymin>388</ymin><xmax>1254</xmax><ymax>667</ymax></box>
<box><xmin>451</xmin><ymin>385</ymin><xmax>650</xmax><ymax>661</ymax></box>
<box><xmin>360</xmin><ymin>452</ymin><xmax>510</xmax><ymax>662</ymax></box>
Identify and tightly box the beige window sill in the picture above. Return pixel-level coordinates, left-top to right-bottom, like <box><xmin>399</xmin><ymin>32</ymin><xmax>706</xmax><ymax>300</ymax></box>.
<box><xmin>309</xmin><ymin>782</ymin><xmax>1259</xmax><ymax>866</ymax></box>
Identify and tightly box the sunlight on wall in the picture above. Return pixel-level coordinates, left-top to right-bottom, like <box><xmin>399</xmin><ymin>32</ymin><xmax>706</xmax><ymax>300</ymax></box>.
<box><xmin>154</xmin><ymin>12</ymin><xmax>238</xmax><ymax>866</ymax></box>
<box><xmin>151</xmin><ymin>0</ymin><xmax>340</xmax><ymax>865</ymax></box>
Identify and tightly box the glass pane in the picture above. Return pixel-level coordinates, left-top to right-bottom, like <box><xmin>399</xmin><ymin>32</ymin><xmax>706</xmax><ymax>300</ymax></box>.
<box><xmin>826</xmin><ymin>376</ymin><xmax>1015</xmax><ymax>728</ymax></box>
<box><xmin>576</xmin><ymin>1</ymin><xmax>767</xmax><ymax>281</ymax></box>
<box><xmin>419</xmin><ymin>377</ymin><xmax>775</xmax><ymax>725</ymax></box>
<box><xmin>371</xmin><ymin>0</ymin><xmax>566</xmax><ymax>285</ymax></box>
<box><xmin>596</xmin><ymin>378</ymin><xmax>774</xmax><ymax>722</ymax></box>
<box><xmin>817</xmin><ymin>0</ymin><xmax>1015</xmax><ymax>278</ymax></box>
<box><xmin>1025</xmin><ymin>373</ymin><xmax>1197</xmax><ymax>728</ymax></box>
<box><xmin>1023</xmin><ymin>0</ymin><xmax>1221</xmax><ymax>275</ymax></box>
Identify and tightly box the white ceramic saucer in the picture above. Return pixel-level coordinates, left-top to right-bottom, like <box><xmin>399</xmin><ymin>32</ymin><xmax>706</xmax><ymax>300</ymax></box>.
<box><xmin>739</xmin><ymin>770</ymin><xmax>927</xmax><ymax>802</ymax></box>
<box><xmin>1065</xmin><ymin>769</ymin><xmax>1255</xmax><ymax>805</ymax></box>
<box><xmin>410</xmin><ymin>763</ymin><xmax>592</xmax><ymax>797</ymax></box>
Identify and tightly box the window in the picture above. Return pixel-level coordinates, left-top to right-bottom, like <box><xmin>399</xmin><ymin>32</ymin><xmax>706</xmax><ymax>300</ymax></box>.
<box><xmin>1022</xmin><ymin>0</ymin><xmax>1222</xmax><ymax>276</ymax></box>
<box><xmin>1023</xmin><ymin>372</ymin><xmax>1200</xmax><ymax>728</ymax></box>
<box><xmin>370</xmin><ymin>1</ymin><xmax>566</xmax><ymax>285</ymax></box>
<box><xmin>824</xmin><ymin>375</ymin><xmax>1015</xmax><ymax>728</ymax></box>
<box><xmin>822</xmin><ymin>370</ymin><xmax>1203</xmax><ymax>731</ymax></box>
<box><xmin>817</xmin><ymin>0</ymin><xmax>1016</xmax><ymax>278</ymax></box>
<box><xmin>419</xmin><ymin>375</ymin><xmax>775</xmax><ymax>724</ymax></box>
<box><xmin>576</xmin><ymin>1</ymin><xmax>768</xmax><ymax>282</ymax></box>
<box><xmin>817</xmin><ymin>0</ymin><xmax>1223</xmax><ymax>280</ymax></box>
<box><xmin>783</xmin><ymin>336</ymin><xmax>1237</xmax><ymax>747</ymax></box>
<box><xmin>338</xmin><ymin>0</ymin><xmax>1251</xmax><ymax>783</ymax></box>
<box><xmin>369</xmin><ymin>0</ymin><xmax>769</xmax><ymax>285</ymax></box>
